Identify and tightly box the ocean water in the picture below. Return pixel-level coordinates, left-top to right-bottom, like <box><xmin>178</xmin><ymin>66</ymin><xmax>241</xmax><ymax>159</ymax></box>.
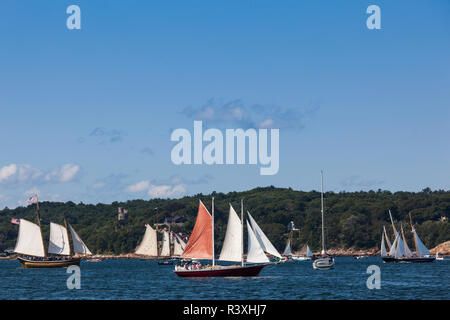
<box><xmin>0</xmin><ymin>257</ymin><xmax>448</xmax><ymax>300</ymax></box>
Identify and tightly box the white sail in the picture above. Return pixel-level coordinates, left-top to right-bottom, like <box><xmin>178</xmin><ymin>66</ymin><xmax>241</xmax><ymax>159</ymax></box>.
<box><xmin>400</xmin><ymin>225</ymin><xmax>413</xmax><ymax>256</ymax></box>
<box><xmin>14</xmin><ymin>219</ymin><xmax>45</xmax><ymax>257</ymax></box>
<box><xmin>219</xmin><ymin>204</ymin><xmax>243</xmax><ymax>262</ymax></box>
<box><xmin>380</xmin><ymin>231</ymin><xmax>387</xmax><ymax>257</ymax></box>
<box><xmin>403</xmin><ymin>238</ymin><xmax>413</xmax><ymax>256</ymax></box>
<box><xmin>247</xmin><ymin>211</ymin><xmax>281</xmax><ymax>258</ymax></box>
<box><xmin>412</xmin><ymin>229</ymin><xmax>431</xmax><ymax>256</ymax></box>
<box><xmin>246</xmin><ymin>220</ymin><xmax>270</xmax><ymax>263</ymax></box>
<box><xmin>48</xmin><ymin>222</ymin><xmax>70</xmax><ymax>255</ymax></box>
<box><xmin>306</xmin><ymin>245</ymin><xmax>313</xmax><ymax>257</ymax></box>
<box><xmin>389</xmin><ymin>235</ymin><xmax>399</xmax><ymax>256</ymax></box>
<box><xmin>175</xmin><ymin>234</ymin><xmax>187</xmax><ymax>250</ymax></box>
<box><xmin>172</xmin><ymin>234</ymin><xmax>184</xmax><ymax>256</ymax></box>
<box><xmin>135</xmin><ymin>224</ymin><xmax>158</xmax><ymax>256</ymax></box>
<box><xmin>283</xmin><ymin>239</ymin><xmax>292</xmax><ymax>256</ymax></box>
<box><xmin>160</xmin><ymin>231</ymin><xmax>170</xmax><ymax>257</ymax></box>
<box><xmin>69</xmin><ymin>224</ymin><xmax>92</xmax><ymax>255</ymax></box>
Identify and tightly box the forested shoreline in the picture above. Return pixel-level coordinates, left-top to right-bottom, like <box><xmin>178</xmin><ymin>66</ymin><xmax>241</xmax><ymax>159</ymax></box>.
<box><xmin>0</xmin><ymin>186</ymin><xmax>449</xmax><ymax>255</ymax></box>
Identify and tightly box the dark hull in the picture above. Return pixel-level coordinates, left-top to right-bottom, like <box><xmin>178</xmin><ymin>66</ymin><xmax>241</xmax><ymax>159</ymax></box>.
<box><xmin>174</xmin><ymin>264</ymin><xmax>268</xmax><ymax>277</ymax></box>
<box><xmin>17</xmin><ymin>256</ymin><xmax>81</xmax><ymax>268</ymax></box>
<box><xmin>381</xmin><ymin>256</ymin><xmax>435</xmax><ymax>263</ymax></box>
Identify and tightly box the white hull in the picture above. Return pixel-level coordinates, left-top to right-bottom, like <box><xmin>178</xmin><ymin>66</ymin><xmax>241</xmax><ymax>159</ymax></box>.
<box><xmin>292</xmin><ymin>256</ymin><xmax>311</xmax><ymax>261</ymax></box>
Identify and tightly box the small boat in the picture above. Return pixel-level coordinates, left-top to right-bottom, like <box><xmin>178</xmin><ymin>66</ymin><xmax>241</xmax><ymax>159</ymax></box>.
<box><xmin>86</xmin><ymin>258</ymin><xmax>104</xmax><ymax>262</ymax></box>
<box><xmin>292</xmin><ymin>245</ymin><xmax>313</xmax><ymax>261</ymax></box>
<box><xmin>312</xmin><ymin>171</ymin><xmax>335</xmax><ymax>270</ymax></box>
<box><xmin>174</xmin><ymin>199</ymin><xmax>269</xmax><ymax>277</ymax></box>
<box><xmin>381</xmin><ymin>211</ymin><xmax>435</xmax><ymax>263</ymax></box>
<box><xmin>435</xmin><ymin>253</ymin><xmax>444</xmax><ymax>261</ymax></box>
<box><xmin>354</xmin><ymin>254</ymin><xmax>368</xmax><ymax>259</ymax></box>
<box><xmin>14</xmin><ymin>195</ymin><xmax>92</xmax><ymax>268</ymax></box>
<box><xmin>158</xmin><ymin>257</ymin><xmax>181</xmax><ymax>265</ymax></box>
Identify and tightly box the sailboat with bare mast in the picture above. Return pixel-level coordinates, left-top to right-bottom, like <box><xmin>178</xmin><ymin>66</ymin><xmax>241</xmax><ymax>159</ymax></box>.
<box><xmin>14</xmin><ymin>195</ymin><xmax>91</xmax><ymax>268</ymax></box>
<box><xmin>174</xmin><ymin>198</ymin><xmax>270</xmax><ymax>277</ymax></box>
<box><xmin>312</xmin><ymin>171</ymin><xmax>335</xmax><ymax>270</ymax></box>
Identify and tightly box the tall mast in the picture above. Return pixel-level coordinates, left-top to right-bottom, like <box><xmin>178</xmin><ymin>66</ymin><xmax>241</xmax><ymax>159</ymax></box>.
<box><xmin>241</xmin><ymin>199</ymin><xmax>244</xmax><ymax>267</ymax></box>
<box><xmin>320</xmin><ymin>170</ymin><xmax>325</xmax><ymax>254</ymax></box>
<box><xmin>169</xmin><ymin>225</ymin><xmax>172</xmax><ymax>257</ymax></box>
<box><xmin>388</xmin><ymin>210</ymin><xmax>397</xmax><ymax>236</ymax></box>
<box><xmin>35</xmin><ymin>197</ymin><xmax>47</xmax><ymax>259</ymax></box>
<box><xmin>383</xmin><ymin>226</ymin><xmax>391</xmax><ymax>250</ymax></box>
<box><xmin>63</xmin><ymin>215</ymin><xmax>72</xmax><ymax>257</ymax></box>
<box><xmin>156</xmin><ymin>225</ymin><xmax>160</xmax><ymax>257</ymax></box>
<box><xmin>409</xmin><ymin>213</ymin><xmax>419</xmax><ymax>257</ymax></box>
<box><xmin>400</xmin><ymin>223</ymin><xmax>408</xmax><ymax>257</ymax></box>
<box><xmin>212</xmin><ymin>197</ymin><xmax>215</xmax><ymax>266</ymax></box>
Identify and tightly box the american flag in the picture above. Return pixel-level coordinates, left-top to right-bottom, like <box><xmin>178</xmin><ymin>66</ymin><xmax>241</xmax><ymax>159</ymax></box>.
<box><xmin>11</xmin><ymin>218</ymin><xmax>20</xmax><ymax>225</ymax></box>
<box><xmin>28</xmin><ymin>195</ymin><xmax>38</xmax><ymax>204</ymax></box>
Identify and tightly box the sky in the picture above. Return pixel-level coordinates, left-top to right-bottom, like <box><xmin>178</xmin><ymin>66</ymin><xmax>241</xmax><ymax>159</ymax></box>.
<box><xmin>0</xmin><ymin>0</ymin><xmax>449</xmax><ymax>209</ymax></box>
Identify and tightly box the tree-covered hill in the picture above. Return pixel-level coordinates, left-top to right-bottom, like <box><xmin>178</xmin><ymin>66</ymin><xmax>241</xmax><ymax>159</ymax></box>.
<box><xmin>0</xmin><ymin>187</ymin><xmax>449</xmax><ymax>255</ymax></box>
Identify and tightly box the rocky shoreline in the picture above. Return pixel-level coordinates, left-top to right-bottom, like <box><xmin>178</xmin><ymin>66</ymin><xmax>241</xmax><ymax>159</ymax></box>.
<box><xmin>2</xmin><ymin>241</ymin><xmax>448</xmax><ymax>260</ymax></box>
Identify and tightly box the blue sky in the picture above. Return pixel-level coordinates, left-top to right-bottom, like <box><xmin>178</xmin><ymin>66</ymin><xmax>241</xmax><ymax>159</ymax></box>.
<box><xmin>0</xmin><ymin>0</ymin><xmax>449</xmax><ymax>208</ymax></box>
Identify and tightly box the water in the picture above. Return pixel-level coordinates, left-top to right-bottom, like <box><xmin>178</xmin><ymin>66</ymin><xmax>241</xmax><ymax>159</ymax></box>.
<box><xmin>0</xmin><ymin>257</ymin><xmax>448</xmax><ymax>299</ymax></box>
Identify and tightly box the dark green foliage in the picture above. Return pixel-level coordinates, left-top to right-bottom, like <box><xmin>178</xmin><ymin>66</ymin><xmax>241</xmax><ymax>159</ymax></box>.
<box><xmin>0</xmin><ymin>187</ymin><xmax>449</xmax><ymax>254</ymax></box>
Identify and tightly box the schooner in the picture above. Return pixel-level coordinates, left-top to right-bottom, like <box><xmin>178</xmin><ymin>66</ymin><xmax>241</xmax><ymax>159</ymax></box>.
<box><xmin>380</xmin><ymin>210</ymin><xmax>435</xmax><ymax>263</ymax></box>
<box><xmin>14</xmin><ymin>196</ymin><xmax>92</xmax><ymax>268</ymax></box>
<box><xmin>134</xmin><ymin>223</ymin><xmax>187</xmax><ymax>260</ymax></box>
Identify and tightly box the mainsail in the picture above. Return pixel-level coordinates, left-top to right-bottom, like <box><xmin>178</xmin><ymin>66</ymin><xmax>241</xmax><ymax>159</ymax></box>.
<box><xmin>48</xmin><ymin>222</ymin><xmax>70</xmax><ymax>255</ymax></box>
<box><xmin>172</xmin><ymin>233</ymin><xmax>184</xmax><ymax>256</ymax></box>
<box><xmin>175</xmin><ymin>234</ymin><xmax>187</xmax><ymax>250</ymax></box>
<box><xmin>14</xmin><ymin>219</ymin><xmax>45</xmax><ymax>257</ymax></box>
<box><xmin>247</xmin><ymin>211</ymin><xmax>281</xmax><ymax>258</ymax></box>
<box><xmin>306</xmin><ymin>245</ymin><xmax>313</xmax><ymax>257</ymax></box>
<box><xmin>135</xmin><ymin>224</ymin><xmax>158</xmax><ymax>256</ymax></box>
<box><xmin>160</xmin><ymin>231</ymin><xmax>171</xmax><ymax>257</ymax></box>
<box><xmin>219</xmin><ymin>204</ymin><xmax>243</xmax><ymax>262</ymax></box>
<box><xmin>412</xmin><ymin>229</ymin><xmax>431</xmax><ymax>256</ymax></box>
<box><xmin>246</xmin><ymin>220</ymin><xmax>270</xmax><ymax>263</ymax></box>
<box><xmin>283</xmin><ymin>239</ymin><xmax>292</xmax><ymax>256</ymax></box>
<box><xmin>69</xmin><ymin>224</ymin><xmax>92</xmax><ymax>255</ymax></box>
<box><xmin>182</xmin><ymin>200</ymin><xmax>213</xmax><ymax>260</ymax></box>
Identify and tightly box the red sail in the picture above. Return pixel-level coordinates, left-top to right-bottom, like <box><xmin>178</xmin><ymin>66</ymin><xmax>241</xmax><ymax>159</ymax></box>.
<box><xmin>182</xmin><ymin>200</ymin><xmax>213</xmax><ymax>259</ymax></box>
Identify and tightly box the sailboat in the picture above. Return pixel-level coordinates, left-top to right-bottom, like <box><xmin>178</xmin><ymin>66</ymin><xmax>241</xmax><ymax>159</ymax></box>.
<box><xmin>292</xmin><ymin>245</ymin><xmax>313</xmax><ymax>261</ymax></box>
<box><xmin>174</xmin><ymin>199</ymin><xmax>270</xmax><ymax>277</ymax></box>
<box><xmin>135</xmin><ymin>224</ymin><xmax>158</xmax><ymax>258</ymax></box>
<box><xmin>381</xmin><ymin>211</ymin><xmax>435</xmax><ymax>263</ymax></box>
<box><xmin>247</xmin><ymin>211</ymin><xmax>282</xmax><ymax>262</ymax></box>
<box><xmin>157</xmin><ymin>229</ymin><xmax>187</xmax><ymax>265</ymax></box>
<box><xmin>312</xmin><ymin>171</ymin><xmax>335</xmax><ymax>270</ymax></box>
<box><xmin>14</xmin><ymin>197</ymin><xmax>91</xmax><ymax>268</ymax></box>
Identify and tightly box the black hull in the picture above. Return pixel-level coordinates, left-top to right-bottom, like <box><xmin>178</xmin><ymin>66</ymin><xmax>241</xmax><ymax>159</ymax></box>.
<box><xmin>17</xmin><ymin>256</ymin><xmax>81</xmax><ymax>268</ymax></box>
<box><xmin>381</xmin><ymin>256</ymin><xmax>435</xmax><ymax>263</ymax></box>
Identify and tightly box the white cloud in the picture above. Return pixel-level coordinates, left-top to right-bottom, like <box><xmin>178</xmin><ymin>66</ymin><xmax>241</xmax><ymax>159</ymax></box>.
<box><xmin>126</xmin><ymin>178</ymin><xmax>187</xmax><ymax>198</ymax></box>
<box><xmin>147</xmin><ymin>184</ymin><xmax>186</xmax><ymax>198</ymax></box>
<box><xmin>126</xmin><ymin>180</ymin><xmax>150</xmax><ymax>192</ymax></box>
<box><xmin>91</xmin><ymin>182</ymin><xmax>106</xmax><ymax>190</ymax></box>
<box><xmin>44</xmin><ymin>164</ymin><xmax>80</xmax><ymax>183</ymax></box>
<box><xmin>0</xmin><ymin>164</ymin><xmax>17</xmax><ymax>182</ymax></box>
<box><xmin>24</xmin><ymin>187</ymin><xmax>40</xmax><ymax>197</ymax></box>
<box><xmin>259</xmin><ymin>118</ymin><xmax>274</xmax><ymax>128</ymax></box>
<box><xmin>0</xmin><ymin>163</ymin><xmax>80</xmax><ymax>186</ymax></box>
